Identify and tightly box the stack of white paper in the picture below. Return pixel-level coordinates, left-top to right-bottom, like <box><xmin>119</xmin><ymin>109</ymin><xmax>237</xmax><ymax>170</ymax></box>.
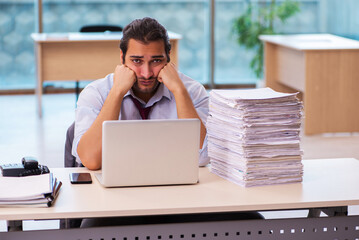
<box><xmin>0</xmin><ymin>173</ymin><xmax>61</xmax><ymax>206</ymax></box>
<box><xmin>207</xmin><ymin>87</ymin><xmax>303</xmax><ymax>187</ymax></box>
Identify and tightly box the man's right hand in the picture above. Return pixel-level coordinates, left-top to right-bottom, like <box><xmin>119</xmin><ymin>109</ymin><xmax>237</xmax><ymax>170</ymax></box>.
<box><xmin>113</xmin><ymin>65</ymin><xmax>136</xmax><ymax>95</ymax></box>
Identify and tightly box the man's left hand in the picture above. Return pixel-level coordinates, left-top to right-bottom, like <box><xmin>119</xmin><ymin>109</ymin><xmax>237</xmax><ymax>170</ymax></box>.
<box><xmin>158</xmin><ymin>63</ymin><xmax>186</xmax><ymax>94</ymax></box>
<box><xmin>158</xmin><ymin>63</ymin><xmax>206</xmax><ymax>149</ymax></box>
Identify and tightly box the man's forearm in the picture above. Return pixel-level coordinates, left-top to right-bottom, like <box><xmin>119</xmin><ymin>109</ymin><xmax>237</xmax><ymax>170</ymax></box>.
<box><xmin>77</xmin><ymin>65</ymin><xmax>135</xmax><ymax>170</ymax></box>
<box><xmin>173</xmin><ymin>88</ymin><xmax>207</xmax><ymax>149</ymax></box>
<box><xmin>77</xmin><ymin>89</ymin><xmax>125</xmax><ymax>170</ymax></box>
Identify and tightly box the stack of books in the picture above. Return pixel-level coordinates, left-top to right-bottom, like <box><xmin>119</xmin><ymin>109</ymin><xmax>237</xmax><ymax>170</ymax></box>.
<box><xmin>0</xmin><ymin>173</ymin><xmax>61</xmax><ymax>206</ymax></box>
<box><xmin>207</xmin><ymin>88</ymin><xmax>303</xmax><ymax>187</ymax></box>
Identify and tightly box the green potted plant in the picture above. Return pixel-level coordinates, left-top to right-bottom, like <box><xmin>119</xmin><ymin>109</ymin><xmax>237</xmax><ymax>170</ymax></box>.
<box><xmin>233</xmin><ymin>0</ymin><xmax>300</xmax><ymax>79</ymax></box>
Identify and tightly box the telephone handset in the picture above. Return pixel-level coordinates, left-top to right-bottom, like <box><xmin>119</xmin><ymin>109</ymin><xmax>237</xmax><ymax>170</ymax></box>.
<box><xmin>0</xmin><ymin>157</ymin><xmax>50</xmax><ymax>177</ymax></box>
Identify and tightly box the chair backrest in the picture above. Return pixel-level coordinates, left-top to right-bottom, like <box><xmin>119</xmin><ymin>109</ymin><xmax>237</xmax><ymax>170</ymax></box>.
<box><xmin>64</xmin><ymin>122</ymin><xmax>83</xmax><ymax>167</ymax></box>
<box><xmin>80</xmin><ymin>25</ymin><xmax>123</xmax><ymax>33</ymax></box>
<box><xmin>61</xmin><ymin>123</ymin><xmax>84</xmax><ymax>229</ymax></box>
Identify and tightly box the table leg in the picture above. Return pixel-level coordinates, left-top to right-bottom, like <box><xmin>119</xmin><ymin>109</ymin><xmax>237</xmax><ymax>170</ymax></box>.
<box><xmin>308</xmin><ymin>206</ymin><xmax>348</xmax><ymax>218</ymax></box>
<box><xmin>7</xmin><ymin>220</ymin><xmax>22</xmax><ymax>232</ymax></box>
<box><xmin>35</xmin><ymin>42</ymin><xmax>43</xmax><ymax>118</ymax></box>
<box><xmin>35</xmin><ymin>77</ymin><xmax>43</xmax><ymax>118</ymax></box>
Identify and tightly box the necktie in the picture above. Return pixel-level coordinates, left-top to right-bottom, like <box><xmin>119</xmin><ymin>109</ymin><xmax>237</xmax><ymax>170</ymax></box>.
<box><xmin>129</xmin><ymin>95</ymin><xmax>153</xmax><ymax>120</ymax></box>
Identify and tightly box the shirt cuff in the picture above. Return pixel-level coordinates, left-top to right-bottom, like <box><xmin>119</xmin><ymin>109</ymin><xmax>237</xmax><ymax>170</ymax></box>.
<box><xmin>198</xmin><ymin>134</ymin><xmax>209</xmax><ymax>167</ymax></box>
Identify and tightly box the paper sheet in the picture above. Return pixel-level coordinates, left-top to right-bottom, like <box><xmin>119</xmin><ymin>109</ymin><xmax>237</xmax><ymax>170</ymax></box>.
<box><xmin>207</xmin><ymin>88</ymin><xmax>303</xmax><ymax>187</ymax></box>
<box><xmin>0</xmin><ymin>174</ymin><xmax>52</xmax><ymax>200</ymax></box>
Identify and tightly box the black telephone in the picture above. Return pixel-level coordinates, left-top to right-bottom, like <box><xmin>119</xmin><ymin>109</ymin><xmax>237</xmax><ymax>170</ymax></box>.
<box><xmin>0</xmin><ymin>157</ymin><xmax>50</xmax><ymax>177</ymax></box>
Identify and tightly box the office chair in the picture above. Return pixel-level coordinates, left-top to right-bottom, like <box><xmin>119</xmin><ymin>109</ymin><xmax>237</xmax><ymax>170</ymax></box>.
<box><xmin>64</xmin><ymin>122</ymin><xmax>81</xmax><ymax>167</ymax></box>
<box><xmin>80</xmin><ymin>24</ymin><xmax>123</xmax><ymax>33</ymax></box>
<box><xmin>62</xmin><ymin>121</ymin><xmax>83</xmax><ymax>228</ymax></box>
<box><xmin>73</xmin><ymin>24</ymin><xmax>123</xmax><ymax>101</ymax></box>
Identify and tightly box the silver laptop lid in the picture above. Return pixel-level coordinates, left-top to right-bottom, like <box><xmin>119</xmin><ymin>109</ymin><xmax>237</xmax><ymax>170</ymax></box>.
<box><xmin>101</xmin><ymin>119</ymin><xmax>200</xmax><ymax>187</ymax></box>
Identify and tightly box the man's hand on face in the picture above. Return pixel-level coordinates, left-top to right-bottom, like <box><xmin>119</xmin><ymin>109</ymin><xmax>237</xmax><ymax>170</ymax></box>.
<box><xmin>113</xmin><ymin>65</ymin><xmax>136</xmax><ymax>95</ymax></box>
<box><xmin>158</xmin><ymin>63</ymin><xmax>186</xmax><ymax>94</ymax></box>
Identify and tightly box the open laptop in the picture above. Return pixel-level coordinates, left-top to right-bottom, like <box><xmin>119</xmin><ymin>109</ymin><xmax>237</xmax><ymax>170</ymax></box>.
<box><xmin>95</xmin><ymin>119</ymin><xmax>200</xmax><ymax>187</ymax></box>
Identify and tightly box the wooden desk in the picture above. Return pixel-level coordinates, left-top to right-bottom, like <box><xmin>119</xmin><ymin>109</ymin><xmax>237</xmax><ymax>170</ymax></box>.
<box><xmin>260</xmin><ymin>34</ymin><xmax>359</xmax><ymax>135</ymax></box>
<box><xmin>1</xmin><ymin>158</ymin><xmax>359</xmax><ymax>239</ymax></box>
<box><xmin>31</xmin><ymin>32</ymin><xmax>182</xmax><ymax>117</ymax></box>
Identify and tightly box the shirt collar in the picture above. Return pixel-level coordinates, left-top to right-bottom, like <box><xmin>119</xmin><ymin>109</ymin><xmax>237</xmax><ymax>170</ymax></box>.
<box><xmin>124</xmin><ymin>83</ymin><xmax>172</xmax><ymax>107</ymax></box>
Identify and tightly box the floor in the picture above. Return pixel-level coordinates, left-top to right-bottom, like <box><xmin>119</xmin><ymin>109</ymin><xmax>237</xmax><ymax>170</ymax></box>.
<box><xmin>1</xmin><ymin>94</ymin><xmax>76</xmax><ymax>167</ymax></box>
<box><xmin>1</xmin><ymin>93</ymin><xmax>359</xmax><ymax>230</ymax></box>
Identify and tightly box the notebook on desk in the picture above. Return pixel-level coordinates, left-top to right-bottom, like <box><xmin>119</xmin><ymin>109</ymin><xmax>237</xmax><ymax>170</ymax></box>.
<box><xmin>95</xmin><ymin>119</ymin><xmax>200</xmax><ymax>187</ymax></box>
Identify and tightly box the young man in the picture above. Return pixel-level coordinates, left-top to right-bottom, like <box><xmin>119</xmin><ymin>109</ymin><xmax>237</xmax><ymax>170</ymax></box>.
<box><xmin>72</xmin><ymin>17</ymin><xmax>209</xmax><ymax>170</ymax></box>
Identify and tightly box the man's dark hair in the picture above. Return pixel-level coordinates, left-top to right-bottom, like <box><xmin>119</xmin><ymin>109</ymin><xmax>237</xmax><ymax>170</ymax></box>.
<box><xmin>120</xmin><ymin>17</ymin><xmax>171</xmax><ymax>63</ymax></box>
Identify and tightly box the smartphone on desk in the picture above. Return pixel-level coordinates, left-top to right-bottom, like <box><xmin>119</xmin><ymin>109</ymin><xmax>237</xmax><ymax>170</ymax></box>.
<box><xmin>70</xmin><ymin>173</ymin><xmax>92</xmax><ymax>184</ymax></box>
